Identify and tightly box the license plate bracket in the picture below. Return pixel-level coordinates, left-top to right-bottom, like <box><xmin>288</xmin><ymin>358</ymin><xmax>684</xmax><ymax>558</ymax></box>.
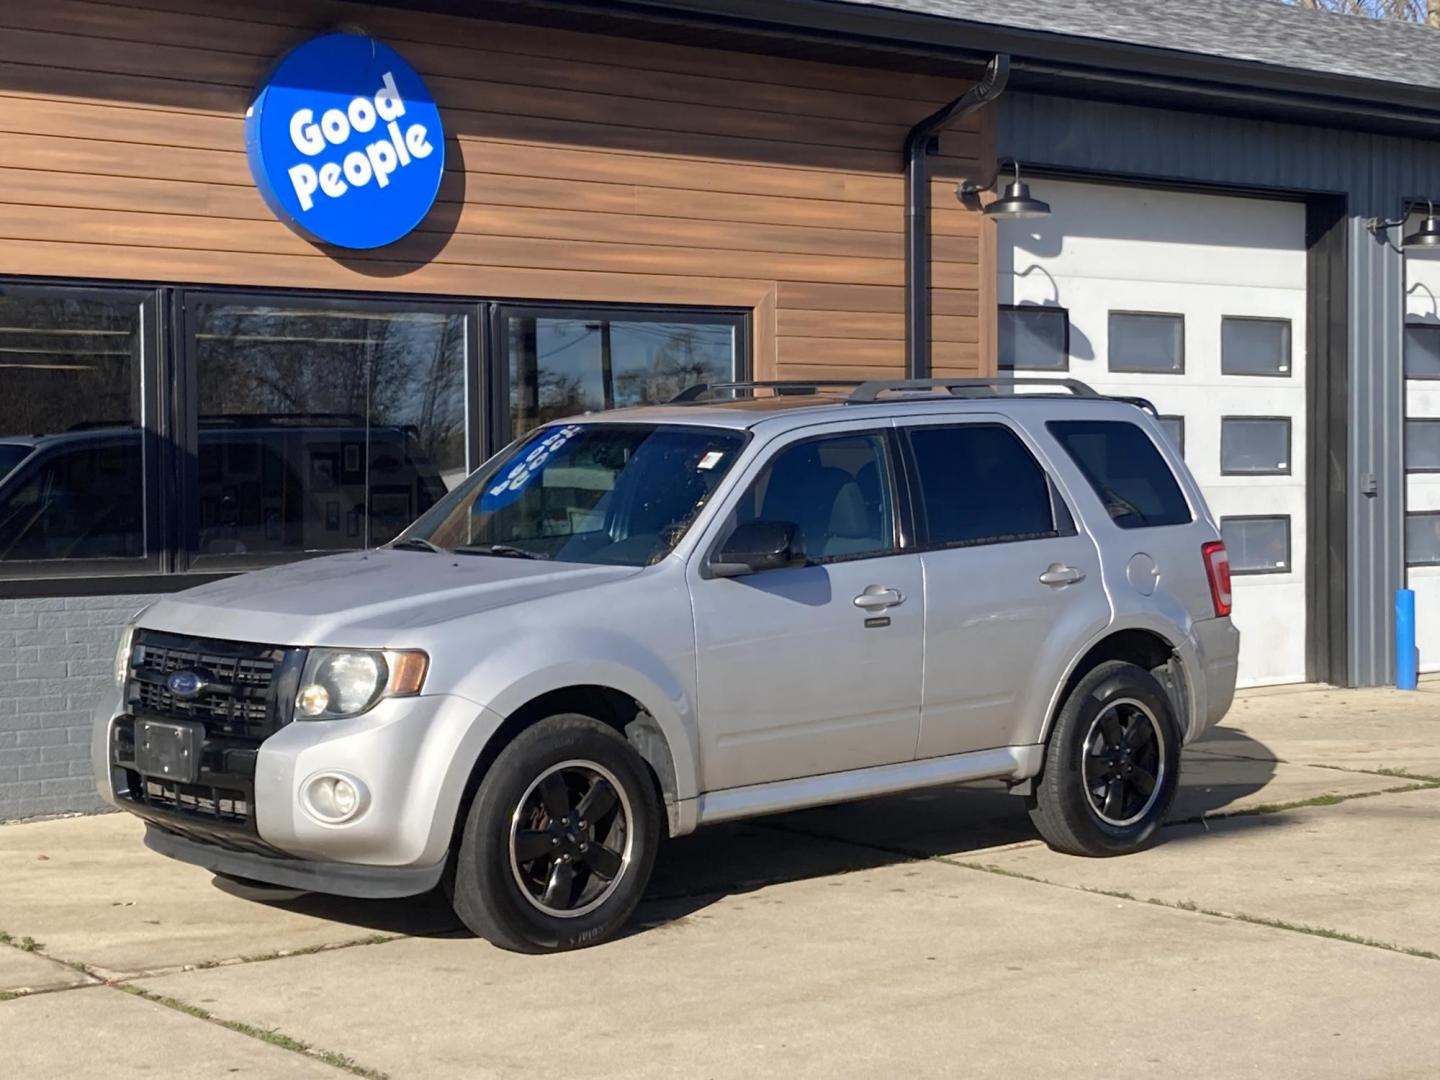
<box><xmin>134</xmin><ymin>718</ymin><xmax>204</xmax><ymax>784</ymax></box>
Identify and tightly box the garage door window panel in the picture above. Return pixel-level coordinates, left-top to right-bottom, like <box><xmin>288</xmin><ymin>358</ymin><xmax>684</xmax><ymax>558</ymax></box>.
<box><xmin>1156</xmin><ymin>415</ymin><xmax>1185</xmax><ymax>457</ymax></box>
<box><xmin>1221</xmin><ymin>317</ymin><xmax>1292</xmax><ymax>376</ymax></box>
<box><xmin>1404</xmin><ymin>324</ymin><xmax>1440</xmax><ymax>380</ymax></box>
<box><xmin>998</xmin><ymin>305</ymin><xmax>1069</xmax><ymax>371</ymax></box>
<box><xmin>1222</xmin><ymin>516</ymin><xmax>1291</xmax><ymax>574</ymax></box>
<box><xmin>905</xmin><ymin>424</ymin><xmax>1071</xmax><ymax>549</ymax></box>
<box><xmin>1405</xmin><ymin>420</ymin><xmax>1440</xmax><ymax>473</ymax></box>
<box><xmin>1048</xmin><ymin>420</ymin><xmax>1192</xmax><ymax>529</ymax></box>
<box><xmin>1108</xmin><ymin>312</ymin><xmax>1184</xmax><ymax>374</ymax></box>
<box><xmin>1221</xmin><ymin>417</ymin><xmax>1291</xmax><ymax>475</ymax></box>
<box><xmin>1406</xmin><ymin>512</ymin><xmax>1440</xmax><ymax>567</ymax></box>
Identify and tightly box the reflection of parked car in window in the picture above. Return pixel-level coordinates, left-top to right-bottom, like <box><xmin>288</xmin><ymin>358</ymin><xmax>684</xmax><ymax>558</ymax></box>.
<box><xmin>0</xmin><ymin>417</ymin><xmax>449</xmax><ymax>563</ymax></box>
<box><xmin>95</xmin><ymin>377</ymin><xmax>1239</xmax><ymax>955</ymax></box>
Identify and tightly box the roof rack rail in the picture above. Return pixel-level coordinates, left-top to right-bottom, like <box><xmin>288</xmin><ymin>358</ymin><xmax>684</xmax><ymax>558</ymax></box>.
<box><xmin>1108</xmin><ymin>394</ymin><xmax>1160</xmax><ymax>417</ymax></box>
<box><xmin>846</xmin><ymin>376</ymin><xmax>1100</xmax><ymax>404</ymax></box>
<box><xmin>670</xmin><ymin>380</ymin><xmax>864</xmax><ymax>403</ymax></box>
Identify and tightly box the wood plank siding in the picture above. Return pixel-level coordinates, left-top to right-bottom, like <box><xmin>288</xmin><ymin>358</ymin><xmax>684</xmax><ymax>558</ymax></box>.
<box><xmin>0</xmin><ymin>0</ymin><xmax>997</xmax><ymax>379</ymax></box>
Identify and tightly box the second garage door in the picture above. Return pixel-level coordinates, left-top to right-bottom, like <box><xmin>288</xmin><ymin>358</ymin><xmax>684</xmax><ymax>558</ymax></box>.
<box><xmin>997</xmin><ymin>179</ymin><xmax>1308</xmax><ymax>687</ymax></box>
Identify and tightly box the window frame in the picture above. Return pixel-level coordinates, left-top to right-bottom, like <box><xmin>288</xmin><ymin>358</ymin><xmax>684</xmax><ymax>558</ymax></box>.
<box><xmin>1107</xmin><ymin>310</ymin><xmax>1186</xmax><ymax>375</ymax></box>
<box><xmin>1220</xmin><ymin>315</ymin><xmax>1293</xmax><ymax>378</ymax></box>
<box><xmin>897</xmin><ymin>420</ymin><xmax>1077</xmax><ymax>553</ymax></box>
<box><xmin>1219</xmin><ymin>415</ymin><xmax>1293</xmax><ymax>477</ymax></box>
<box><xmin>705</xmin><ymin>426</ymin><xmax>905</xmax><ymax>573</ymax></box>
<box><xmin>997</xmin><ymin>304</ymin><xmax>1070</xmax><ymax>372</ymax></box>
<box><xmin>491</xmin><ymin>301</ymin><xmax>751</xmax><ymax>454</ymax></box>
<box><xmin>0</xmin><ymin>281</ymin><xmax>166</xmax><ymax>585</ymax></box>
<box><xmin>0</xmin><ymin>276</ymin><xmax>751</xmax><ymax>595</ymax></box>
<box><xmin>1220</xmin><ymin>514</ymin><xmax>1293</xmax><ymax>576</ymax></box>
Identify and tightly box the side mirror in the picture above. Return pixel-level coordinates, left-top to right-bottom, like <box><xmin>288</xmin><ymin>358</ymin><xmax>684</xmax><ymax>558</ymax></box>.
<box><xmin>710</xmin><ymin>520</ymin><xmax>805</xmax><ymax>578</ymax></box>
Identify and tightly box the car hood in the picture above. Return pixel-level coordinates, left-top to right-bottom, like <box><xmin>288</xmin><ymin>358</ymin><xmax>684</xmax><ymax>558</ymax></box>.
<box><xmin>137</xmin><ymin>550</ymin><xmax>642</xmax><ymax>646</ymax></box>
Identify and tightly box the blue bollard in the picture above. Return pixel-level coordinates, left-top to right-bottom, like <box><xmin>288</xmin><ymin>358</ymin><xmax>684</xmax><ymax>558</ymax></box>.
<box><xmin>1396</xmin><ymin>588</ymin><xmax>1418</xmax><ymax>691</ymax></box>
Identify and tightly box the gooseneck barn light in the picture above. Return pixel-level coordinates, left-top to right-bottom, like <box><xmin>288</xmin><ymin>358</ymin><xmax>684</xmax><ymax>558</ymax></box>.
<box><xmin>1367</xmin><ymin>200</ymin><xmax>1440</xmax><ymax>250</ymax></box>
<box><xmin>957</xmin><ymin>159</ymin><xmax>1053</xmax><ymax>221</ymax></box>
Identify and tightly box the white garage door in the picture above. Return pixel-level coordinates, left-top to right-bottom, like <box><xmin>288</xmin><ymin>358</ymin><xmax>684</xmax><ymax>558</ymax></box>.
<box><xmin>998</xmin><ymin>179</ymin><xmax>1308</xmax><ymax>687</ymax></box>
<box><xmin>1403</xmin><ymin>231</ymin><xmax>1440</xmax><ymax>671</ymax></box>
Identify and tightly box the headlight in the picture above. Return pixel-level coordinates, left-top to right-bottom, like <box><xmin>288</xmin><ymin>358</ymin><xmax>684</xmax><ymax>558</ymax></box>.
<box><xmin>113</xmin><ymin>623</ymin><xmax>137</xmax><ymax>686</ymax></box>
<box><xmin>294</xmin><ymin>648</ymin><xmax>428</xmax><ymax>721</ymax></box>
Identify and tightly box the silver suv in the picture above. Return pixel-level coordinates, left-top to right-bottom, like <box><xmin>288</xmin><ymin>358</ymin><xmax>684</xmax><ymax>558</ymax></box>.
<box><xmin>94</xmin><ymin>378</ymin><xmax>1239</xmax><ymax>953</ymax></box>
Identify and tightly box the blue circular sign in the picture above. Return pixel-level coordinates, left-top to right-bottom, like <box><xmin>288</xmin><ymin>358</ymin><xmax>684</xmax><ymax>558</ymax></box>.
<box><xmin>245</xmin><ymin>34</ymin><xmax>445</xmax><ymax>250</ymax></box>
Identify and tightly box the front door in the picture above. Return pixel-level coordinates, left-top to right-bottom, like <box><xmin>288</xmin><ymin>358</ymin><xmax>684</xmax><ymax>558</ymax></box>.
<box><xmin>689</xmin><ymin>425</ymin><xmax>923</xmax><ymax>792</ymax></box>
<box><xmin>898</xmin><ymin>417</ymin><xmax>1112</xmax><ymax>758</ymax></box>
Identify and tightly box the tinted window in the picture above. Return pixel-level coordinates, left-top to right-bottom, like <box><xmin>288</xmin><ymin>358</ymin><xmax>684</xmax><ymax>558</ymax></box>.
<box><xmin>1404</xmin><ymin>324</ymin><xmax>1440</xmax><ymax>379</ymax></box>
<box><xmin>1109</xmin><ymin>313</ymin><xmax>1183</xmax><ymax>373</ymax></box>
<box><xmin>907</xmin><ymin>424</ymin><xmax>1059</xmax><ymax>547</ymax></box>
<box><xmin>998</xmin><ymin>306</ymin><xmax>1068</xmax><ymax>371</ymax></box>
<box><xmin>1223</xmin><ymin>516</ymin><xmax>1291</xmax><ymax>574</ymax></box>
<box><xmin>1049</xmin><ymin>420</ymin><xmax>1191</xmax><ymax>529</ymax></box>
<box><xmin>1222</xmin><ymin>317</ymin><xmax>1291</xmax><ymax>376</ymax></box>
<box><xmin>1221</xmin><ymin>418</ymin><xmax>1291</xmax><ymax>475</ymax></box>
<box><xmin>192</xmin><ymin>300</ymin><xmax>467</xmax><ymax>560</ymax></box>
<box><xmin>0</xmin><ymin>289</ymin><xmax>146</xmax><ymax>564</ymax></box>
<box><xmin>725</xmin><ymin>433</ymin><xmax>894</xmax><ymax>562</ymax></box>
<box><xmin>507</xmin><ymin>311</ymin><xmax>740</xmax><ymax>438</ymax></box>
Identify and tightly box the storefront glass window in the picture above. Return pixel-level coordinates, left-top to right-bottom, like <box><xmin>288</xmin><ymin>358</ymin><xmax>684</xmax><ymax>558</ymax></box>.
<box><xmin>506</xmin><ymin>311</ymin><xmax>741</xmax><ymax>438</ymax></box>
<box><xmin>191</xmin><ymin>299</ymin><xmax>467</xmax><ymax>562</ymax></box>
<box><xmin>0</xmin><ymin>288</ymin><xmax>146</xmax><ymax>565</ymax></box>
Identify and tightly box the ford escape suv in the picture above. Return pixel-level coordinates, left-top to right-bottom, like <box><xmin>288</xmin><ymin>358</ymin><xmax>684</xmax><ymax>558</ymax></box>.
<box><xmin>94</xmin><ymin>377</ymin><xmax>1239</xmax><ymax>953</ymax></box>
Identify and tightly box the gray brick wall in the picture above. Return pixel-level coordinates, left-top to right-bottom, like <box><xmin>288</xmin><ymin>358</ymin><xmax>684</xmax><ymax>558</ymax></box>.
<box><xmin>0</xmin><ymin>594</ymin><xmax>150</xmax><ymax>821</ymax></box>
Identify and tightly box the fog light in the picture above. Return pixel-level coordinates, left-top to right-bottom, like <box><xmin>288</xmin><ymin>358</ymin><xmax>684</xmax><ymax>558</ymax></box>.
<box><xmin>302</xmin><ymin>773</ymin><xmax>368</xmax><ymax>824</ymax></box>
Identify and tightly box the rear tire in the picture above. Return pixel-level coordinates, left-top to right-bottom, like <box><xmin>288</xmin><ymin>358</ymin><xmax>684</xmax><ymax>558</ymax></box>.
<box><xmin>1029</xmin><ymin>660</ymin><xmax>1181</xmax><ymax>857</ymax></box>
<box><xmin>450</xmin><ymin>713</ymin><xmax>661</xmax><ymax>953</ymax></box>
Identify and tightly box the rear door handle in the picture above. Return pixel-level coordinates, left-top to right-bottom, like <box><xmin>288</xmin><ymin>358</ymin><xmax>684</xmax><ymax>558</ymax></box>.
<box><xmin>1039</xmin><ymin>563</ymin><xmax>1086</xmax><ymax>587</ymax></box>
<box><xmin>854</xmin><ymin>585</ymin><xmax>905</xmax><ymax>610</ymax></box>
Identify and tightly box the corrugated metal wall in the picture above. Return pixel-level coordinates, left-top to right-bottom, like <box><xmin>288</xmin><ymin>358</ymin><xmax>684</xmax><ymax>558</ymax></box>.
<box><xmin>1000</xmin><ymin>92</ymin><xmax>1440</xmax><ymax>686</ymax></box>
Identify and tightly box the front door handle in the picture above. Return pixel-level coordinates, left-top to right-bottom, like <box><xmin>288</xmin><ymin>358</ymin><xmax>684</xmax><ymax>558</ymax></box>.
<box><xmin>1039</xmin><ymin>563</ymin><xmax>1086</xmax><ymax>587</ymax></box>
<box><xmin>854</xmin><ymin>585</ymin><xmax>905</xmax><ymax>610</ymax></box>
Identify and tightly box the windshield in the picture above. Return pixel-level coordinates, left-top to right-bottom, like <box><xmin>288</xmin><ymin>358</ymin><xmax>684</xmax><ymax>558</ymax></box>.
<box><xmin>400</xmin><ymin>423</ymin><xmax>746</xmax><ymax>566</ymax></box>
<box><xmin>0</xmin><ymin>444</ymin><xmax>32</xmax><ymax>480</ymax></box>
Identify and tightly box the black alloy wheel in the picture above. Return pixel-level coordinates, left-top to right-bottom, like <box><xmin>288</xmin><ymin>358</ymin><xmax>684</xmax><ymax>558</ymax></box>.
<box><xmin>1080</xmin><ymin>698</ymin><xmax>1165</xmax><ymax>827</ymax></box>
<box><xmin>508</xmin><ymin>760</ymin><xmax>632</xmax><ymax>918</ymax></box>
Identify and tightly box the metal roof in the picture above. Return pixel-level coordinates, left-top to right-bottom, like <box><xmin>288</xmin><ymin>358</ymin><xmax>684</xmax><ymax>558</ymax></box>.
<box><xmin>834</xmin><ymin>0</ymin><xmax>1440</xmax><ymax>92</ymax></box>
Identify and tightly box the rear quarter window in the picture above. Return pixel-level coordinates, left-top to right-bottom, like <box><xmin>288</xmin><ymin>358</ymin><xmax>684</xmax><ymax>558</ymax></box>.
<box><xmin>1048</xmin><ymin>419</ymin><xmax>1192</xmax><ymax>529</ymax></box>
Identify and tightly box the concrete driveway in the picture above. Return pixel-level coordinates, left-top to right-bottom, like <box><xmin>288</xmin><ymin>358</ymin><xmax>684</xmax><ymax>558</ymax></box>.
<box><xmin>3</xmin><ymin>683</ymin><xmax>1438</xmax><ymax>1079</ymax></box>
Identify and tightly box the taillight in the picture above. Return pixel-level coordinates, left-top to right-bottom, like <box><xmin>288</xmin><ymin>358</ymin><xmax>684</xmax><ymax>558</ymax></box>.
<box><xmin>1202</xmin><ymin>540</ymin><xmax>1232</xmax><ymax>617</ymax></box>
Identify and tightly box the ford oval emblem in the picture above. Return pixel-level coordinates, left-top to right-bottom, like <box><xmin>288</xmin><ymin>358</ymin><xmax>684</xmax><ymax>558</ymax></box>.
<box><xmin>167</xmin><ymin>671</ymin><xmax>204</xmax><ymax>699</ymax></box>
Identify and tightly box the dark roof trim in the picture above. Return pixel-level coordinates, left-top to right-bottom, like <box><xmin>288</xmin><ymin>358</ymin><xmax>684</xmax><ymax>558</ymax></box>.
<box><xmin>485</xmin><ymin>0</ymin><xmax>1440</xmax><ymax>133</ymax></box>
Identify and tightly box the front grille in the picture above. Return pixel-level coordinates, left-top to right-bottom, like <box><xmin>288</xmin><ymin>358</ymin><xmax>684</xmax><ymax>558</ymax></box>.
<box><xmin>139</xmin><ymin>776</ymin><xmax>250</xmax><ymax>824</ymax></box>
<box><xmin>127</xmin><ymin>629</ymin><xmax>299</xmax><ymax>744</ymax></box>
<box><xmin>118</xmin><ymin>630</ymin><xmax>306</xmax><ymax>836</ymax></box>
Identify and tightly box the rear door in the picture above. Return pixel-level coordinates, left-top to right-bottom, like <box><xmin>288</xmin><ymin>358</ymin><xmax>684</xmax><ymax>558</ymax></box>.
<box><xmin>898</xmin><ymin>415</ymin><xmax>1111</xmax><ymax>757</ymax></box>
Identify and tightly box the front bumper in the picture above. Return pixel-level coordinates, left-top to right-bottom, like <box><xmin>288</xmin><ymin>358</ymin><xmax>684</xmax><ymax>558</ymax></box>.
<box><xmin>142</xmin><ymin>823</ymin><xmax>444</xmax><ymax>899</ymax></box>
<box><xmin>95</xmin><ymin>688</ymin><xmax>505</xmax><ymax>880</ymax></box>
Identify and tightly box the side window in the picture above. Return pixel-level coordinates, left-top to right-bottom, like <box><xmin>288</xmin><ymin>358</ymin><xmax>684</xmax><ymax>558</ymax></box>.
<box><xmin>727</xmin><ymin>433</ymin><xmax>894</xmax><ymax>562</ymax></box>
<box><xmin>1048</xmin><ymin>420</ymin><xmax>1192</xmax><ymax>529</ymax></box>
<box><xmin>905</xmin><ymin>424</ymin><xmax>1065</xmax><ymax>548</ymax></box>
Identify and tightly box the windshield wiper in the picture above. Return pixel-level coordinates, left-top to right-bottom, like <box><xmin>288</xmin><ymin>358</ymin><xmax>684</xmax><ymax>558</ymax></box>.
<box><xmin>389</xmin><ymin>537</ymin><xmax>446</xmax><ymax>553</ymax></box>
<box><xmin>454</xmin><ymin>544</ymin><xmax>550</xmax><ymax>560</ymax></box>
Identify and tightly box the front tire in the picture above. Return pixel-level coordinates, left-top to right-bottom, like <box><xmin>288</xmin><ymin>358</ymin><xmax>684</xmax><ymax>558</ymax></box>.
<box><xmin>450</xmin><ymin>713</ymin><xmax>661</xmax><ymax>953</ymax></box>
<box><xmin>1029</xmin><ymin>660</ymin><xmax>1181</xmax><ymax>857</ymax></box>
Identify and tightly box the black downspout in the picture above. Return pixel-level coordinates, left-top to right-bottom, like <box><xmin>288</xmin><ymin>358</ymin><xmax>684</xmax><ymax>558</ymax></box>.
<box><xmin>904</xmin><ymin>54</ymin><xmax>1009</xmax><ymax>379</ymax></box>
